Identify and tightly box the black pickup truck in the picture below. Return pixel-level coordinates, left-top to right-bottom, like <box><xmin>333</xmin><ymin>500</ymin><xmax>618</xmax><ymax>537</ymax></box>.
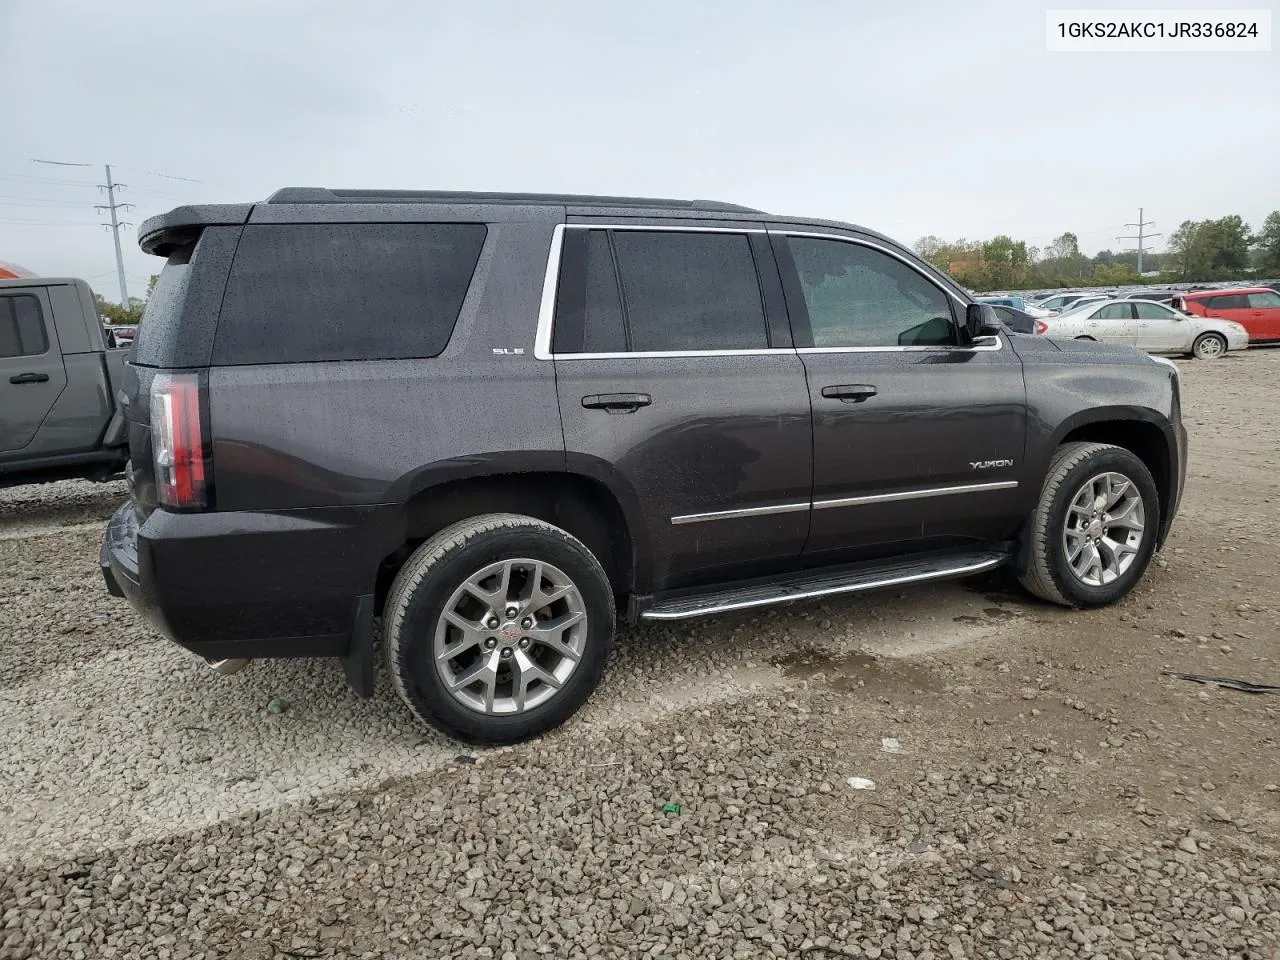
<box><xmin>101</xmin><ymin>189</ymin><xmax>1186</xmax><ymax>744</ymax></box>
<box><xmin>1</xmin><ymin>277</ymin><xmax>129</xmax><ymax>487</ymax></box>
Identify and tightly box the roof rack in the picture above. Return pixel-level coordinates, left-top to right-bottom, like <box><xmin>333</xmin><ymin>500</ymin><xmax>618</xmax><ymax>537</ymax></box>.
<box><xmin>264</xmin><ymin>187</ymin><xmax>763</xmax><ymax>213</ymax></box>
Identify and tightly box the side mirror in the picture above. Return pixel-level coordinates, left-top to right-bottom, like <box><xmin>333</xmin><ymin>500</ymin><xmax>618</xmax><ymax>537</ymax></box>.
<box><xmin>963</xmin><ymin>303</ymin><xmax>1001</xmax><ymax>340</ymax></box>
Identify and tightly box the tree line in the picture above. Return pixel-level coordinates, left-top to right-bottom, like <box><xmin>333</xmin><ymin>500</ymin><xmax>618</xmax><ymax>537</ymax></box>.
<box><xmin>96</xmin><ymin>274</ymin><xmax>158</xmax><ymax>324</ymax></box>
<box><xmin>916</xmin><ymin>210</ymin><xmax>1280</xmax><ymax>292</ymax></box>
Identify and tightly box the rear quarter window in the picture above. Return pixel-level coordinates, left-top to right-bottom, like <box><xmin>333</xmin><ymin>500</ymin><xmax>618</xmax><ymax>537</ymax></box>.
<box><xmin>213</xmin><ymin>223</ymin><xmax>487</xmax><ymax>365</ymax></box>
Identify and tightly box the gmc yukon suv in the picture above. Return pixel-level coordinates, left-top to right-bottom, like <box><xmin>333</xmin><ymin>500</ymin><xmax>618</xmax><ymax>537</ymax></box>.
<box><xmin>101</xmin><ymin>189</ymin><xmax>1187</xmax><ymax>743</ymax></box>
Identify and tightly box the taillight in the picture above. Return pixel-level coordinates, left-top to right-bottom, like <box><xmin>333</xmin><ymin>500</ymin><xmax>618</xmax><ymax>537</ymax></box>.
<box><xmin>1034</xmin><ymin>320</ymin><xmax>1049</xmax><ymax>335</ymax></box>
<box><xmin>150</xmin><ymin>371</ymin><xmax>208</xmax><ymax>509</ymax></box>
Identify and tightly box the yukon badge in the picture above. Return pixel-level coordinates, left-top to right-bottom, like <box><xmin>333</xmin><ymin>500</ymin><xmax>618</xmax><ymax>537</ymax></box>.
<box><xmin>971</xmin><ymin>459</ymin><xmax>1014</xmax><ymax>470</ymax></box>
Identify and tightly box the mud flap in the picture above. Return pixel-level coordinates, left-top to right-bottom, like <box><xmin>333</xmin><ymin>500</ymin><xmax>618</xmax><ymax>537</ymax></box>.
<box><xmin>341</xmin><ymin>594</ymin><xmax>376</xmax><ymax>698</ymax></box>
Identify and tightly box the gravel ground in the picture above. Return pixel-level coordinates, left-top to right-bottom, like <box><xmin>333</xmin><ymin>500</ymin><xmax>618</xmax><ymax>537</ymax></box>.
<box><xmin>2</xmin><ymin>353</ymin><xmax>1279</xmax><ymax>959</ymax></box>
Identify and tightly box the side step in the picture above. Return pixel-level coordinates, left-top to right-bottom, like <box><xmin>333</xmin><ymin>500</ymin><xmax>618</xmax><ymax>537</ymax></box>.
<box><xmin>640</xmin><ymin>550</ymin><xmax>1010</xmax><ymax>622</ymax></box>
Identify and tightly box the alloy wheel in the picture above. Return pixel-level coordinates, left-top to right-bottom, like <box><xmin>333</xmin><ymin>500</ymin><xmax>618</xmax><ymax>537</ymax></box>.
<box><xmin>433</xmin><ymin>558</ymin><xmax>587</xmax><ymax>715</ymax></box>
<box><xmin>1062</xmin><ymin>472</ymin><xmax>1146</xmax><ymax>587</ymax></box>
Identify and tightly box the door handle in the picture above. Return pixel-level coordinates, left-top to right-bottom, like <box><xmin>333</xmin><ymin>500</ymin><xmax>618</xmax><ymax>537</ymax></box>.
<box><xmin>581</xmin><ymin>392</ymin><xmax>652</xmax><ymax>414</ymax></box>
<box><xmin>9</xmin><ymin>372</ymin><xmax>50</xmax><ymax>385</ymax></box>
<box><xmin>821</xmin><ymin>384</ymin><xmax>877</xmax><ymax>403</ymax></box>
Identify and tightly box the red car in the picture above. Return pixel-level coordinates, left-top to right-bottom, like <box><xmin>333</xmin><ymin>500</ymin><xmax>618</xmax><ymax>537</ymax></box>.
<box><xmin>1179</xmin><ymin>287</ymin><xmax>1280</xmax><ymax>344</ymax></box>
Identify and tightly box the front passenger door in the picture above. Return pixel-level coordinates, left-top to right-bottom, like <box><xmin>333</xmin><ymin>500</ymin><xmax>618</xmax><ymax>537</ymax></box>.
<box><xmin>1246</xmin><ymin>291</ymin><xmax>1280</xmax><ymax>340</ymax></box>
<box><xmin>1133</xmin><ymin>300</ymin><xmax>1187</xmax><ymax>352</ymax></box>
<box><xmin>772</xmin><ymin>231</ymin><xmax>1026</xmax><ymax>557</ymax></box>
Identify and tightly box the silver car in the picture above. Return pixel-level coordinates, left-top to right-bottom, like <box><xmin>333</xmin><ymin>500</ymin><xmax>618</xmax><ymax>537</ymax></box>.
<box><xmin>1038</xmin><ymin>298</ymin><xmax>1249</xmax><ymax>359</ymax></box>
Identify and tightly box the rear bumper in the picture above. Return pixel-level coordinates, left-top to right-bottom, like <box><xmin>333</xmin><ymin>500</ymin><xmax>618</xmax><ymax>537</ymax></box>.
<box><xmin>100</xmin><ymin>502</ymin><xmax>398</xmax><ymax>660</ymax></box>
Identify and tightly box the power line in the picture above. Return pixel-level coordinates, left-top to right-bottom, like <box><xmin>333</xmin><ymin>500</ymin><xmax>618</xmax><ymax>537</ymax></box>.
<box><xmin>0</xmin><ymin>173</ymin><xmax>99</xmax><ymax>187</ymax></box>
<box><xmin>0</xmin><ymin>219</ymin><xmax>100</xmax><ymax>226</ymax></box>
<box><xmin>1117</xmin><ymin>208</ymin><xmax>1161</xmax><ymax>273</ymax></box>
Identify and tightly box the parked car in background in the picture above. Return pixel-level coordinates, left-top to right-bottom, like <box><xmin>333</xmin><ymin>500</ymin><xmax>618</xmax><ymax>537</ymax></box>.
<box><xmin>100</xmin><ymin>187</ymin><xmax>1187</xmax><ymax>744</ymax></box>
<box><xmin>978</xmin><ymin>296</ymin><xmax>1052</xmax><ymax>320</ymax></box>
<box><xmin>1180</xmin><ymin>287</ymin><xmax>1280</xmax><ymax>344</ymax></box>
<box><xmin>105</xmin><ymin>324</ymin><xmax>137</xmax><ymax>346</ymax></box>
<box><xmin>1031</xmin><ymin>293</ymin><xmax>1088</xmax><ymax>312</ymax></box>
<box><xmin>1</xmin><ymin>277</ymin><xmax>130</xmax><ymax>486</ymax></box>
<box><xmin>1038</xmin><ymin>298</ymin><xmax>1247</xmax><ymax>359</ymax></box>
<box><xmin>986</xmin><ymin>304</ymin><xmax>1046</xmax><ymax>335</ymax></box>
<box><xmin>1122</xmin><ymin>290</ymin><xmax>1179</xmax><ymax>304</ymax></box>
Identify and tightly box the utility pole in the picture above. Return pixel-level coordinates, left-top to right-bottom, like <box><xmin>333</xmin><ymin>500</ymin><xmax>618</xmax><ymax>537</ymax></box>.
<box><xmin>1117</xmin><ymin>208</ymin><xmax>1160</xmax><ymax>274</ymax></box>
<box><xmin>96</xmin><ymin>165</ymin><xmax>133</xmax><ymax>307</ymax></box>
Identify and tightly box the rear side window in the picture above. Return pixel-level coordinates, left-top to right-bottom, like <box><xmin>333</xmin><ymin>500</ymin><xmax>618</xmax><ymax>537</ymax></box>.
<box><xmin>214</xmin><ymin>223</ymin><xmax>487</xmax><ymax>365</ymax></box>
<box><xmin>0</xmin><ymin>295</ymin><xmax>49</xmax><ymax>358</ymax></box>
<box><xmin>1248</xmin><ymin>291</ymin><xmax>1280</xmax><ymax>308</ymax></box>
<box><xmin>1206</xmin><ymin>294</ymin><xmax>1248</xmax><ymax>310</ymax></box>
<box><xmin>553</xmin><ymin>229</ymin><xmax>769</xmax><ymax>354</ymax></box>
<box><xmin>1096</xmin><ymin>303</ymin><xmax>1132</xmax><ymax>320</ymax></box>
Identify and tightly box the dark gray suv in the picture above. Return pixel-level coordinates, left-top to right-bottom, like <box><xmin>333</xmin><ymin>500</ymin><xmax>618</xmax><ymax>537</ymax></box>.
<box><xmin>101</xmin><ymin>188</ymin><xmax>1186</xmax><ymax>743</ymax></box>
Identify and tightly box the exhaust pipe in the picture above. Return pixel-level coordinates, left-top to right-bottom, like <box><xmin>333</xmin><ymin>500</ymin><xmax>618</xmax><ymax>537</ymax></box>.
<box><xmin>206</xmin><ymin>657</ymin><xmax>251</xmax><ymax>676</ymax></box>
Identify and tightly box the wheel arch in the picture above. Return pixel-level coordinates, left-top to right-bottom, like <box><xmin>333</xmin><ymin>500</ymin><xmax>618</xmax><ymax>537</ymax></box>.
<box><xmin>1051</xmin><ymin>410</ymin><xmax>1176</xmax><ymax>546</ymax></box>
<box><xmin>376</xmin><ymin>463</ymin><xmax>648</xmax><ymax>614</ymax></box>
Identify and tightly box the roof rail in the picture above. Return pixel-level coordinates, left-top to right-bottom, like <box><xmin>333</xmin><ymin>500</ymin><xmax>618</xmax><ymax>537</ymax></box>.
<box><xmin>264</xmin><ymin>187</ymin><xmax>763</xmax><ymax>213</ymax></box>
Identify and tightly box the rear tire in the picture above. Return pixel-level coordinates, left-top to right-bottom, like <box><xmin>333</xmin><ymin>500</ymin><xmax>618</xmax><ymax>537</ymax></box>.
<box><xmin>1191</xmin><ymin>332</ymin><xmax>1226</xmax><ymax>360</ymax></box>
<box><xmin>1016</xmin><ymin>442</ymin><xmax>1160</xmax><ymax>608</ymax></box>
<box><xmin>383</xmin><ymin>513</ymin><xmax>614</xmax><ymax>744</ymax></box>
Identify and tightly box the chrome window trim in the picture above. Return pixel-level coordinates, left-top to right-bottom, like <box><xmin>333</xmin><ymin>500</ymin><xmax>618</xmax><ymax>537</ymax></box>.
<box><xmin>797</xmin><ymin>335</ymin><xmax>1002</xmax><ymax>354</ymax></box>
<box><xmin>670</xmin><ymin>480</ymin><xmax>1018</xmax><ymax>524</ymax></box>
<box><xmin>534</xmin><ymin>223</ymin><xmax>1005</xmax><ymax>360</ymax></box>
<box><xmin>534</xmin><ymin>222</ymin><xmax>767</xmax><ymax>360</ymax></box>
<box><xmin>773</xmin><ymin>229</ymin><xmax>967</xmax><ymax>306</ymax></box>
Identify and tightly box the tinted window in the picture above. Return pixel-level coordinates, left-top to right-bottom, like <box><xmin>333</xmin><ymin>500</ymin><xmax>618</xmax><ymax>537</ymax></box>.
<box><xmin>789</xmin><ymin>237</ymin><xmax>955</xmax><ymax>347</ymax></box>
<box><xmin>0</xmin><ymin>295</ymin><xmax>49</xmax><ymax>358</ymax></box>
<box><xmin>1247</xmin><ymin>291</ymin><xmax>1280</xmax><ymax>308</ymax></box>
<box><xmin>551</xmin><ymin>229</ymin><xmax>627</xmax><ymax>354</ymax></box>
<box><xmin>605</xmin><ymin>231</ymin><xmax>768</xmax><ymax>352</ymax></box>
<box><xmin>1206</xmin><ymin>294</ymin><xmax>1248</xmax><ymax>310</ymax></box>
<box><xmin>214</xmin><ymin>223</ymin><xmax>486</xmax><ymax>364</ymax></box>
<box><xmin>1133</xmin><ymin>301</ymin><xmax>1176</xmax><ymax>319</ymax></box>
<box><xmin>1096</xmin><ymin>303</ymin><xmax>1132</xmax><ymax>320</ymax></box>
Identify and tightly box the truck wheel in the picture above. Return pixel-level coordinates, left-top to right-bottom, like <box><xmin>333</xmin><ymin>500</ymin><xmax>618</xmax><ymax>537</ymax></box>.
<box><xmin>1191</xmin><ymin>332</ymin><xmax>1226</xmax><ymax>360</ymax></box>
<box><xmin>1016</xmin><ymin>442</ymin><xmax>1160</xmax><ymax>608</ymax></box>
<box><xmin>383</xmin><ymin>513</ymin><xmax>614</xmax><ymax>744</ymax></box>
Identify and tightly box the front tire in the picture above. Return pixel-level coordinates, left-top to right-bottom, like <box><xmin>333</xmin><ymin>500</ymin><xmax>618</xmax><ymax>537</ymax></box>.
<box><xmin>1016</xmin><ymin>442</ymin><xmax>1160</xmax><ymax>608</ymax></box>
<box><xmin>383</xmin><ymin>513</ymin><xmax>615</xmax><ymax>744</ymax></box>
<box><xmin>1192</xmin><ymin>332</ymin><xmax>1226</xmax><ymax>360</ymax></box>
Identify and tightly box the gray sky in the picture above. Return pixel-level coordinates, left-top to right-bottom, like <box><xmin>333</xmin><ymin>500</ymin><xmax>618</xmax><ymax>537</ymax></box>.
<box><xmin>1</xmin><ymin>0</ymin><xmax>1276</xmax><ymax>301</ymax></box>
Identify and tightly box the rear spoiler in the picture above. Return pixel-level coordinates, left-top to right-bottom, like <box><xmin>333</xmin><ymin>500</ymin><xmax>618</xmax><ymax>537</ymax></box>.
<box><xmin>138</xmin><ymin>204</ymin><xmax>253</xmax><ymax>256</ymax></box>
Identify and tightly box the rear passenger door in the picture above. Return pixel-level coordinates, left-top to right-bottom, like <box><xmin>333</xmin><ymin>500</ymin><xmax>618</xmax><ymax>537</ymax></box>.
<box><xmin>1089</xmin><ymin>302</ymin><xmax>1138</xmax><ymax>344</ymax></box>
<box><xmin>1246</xmin><ymin>291</ymin><xmax>1280</xmax><ymax>340</ymax></box>
<box><xmin>0</xmin><ymin>289</ymin><xmax>68</xmax><ymax>455</ymax></box>
<box><xmin>547</xmin><ymin>224</ymin><xmax>813</xmax><ymax>589</ymax></box>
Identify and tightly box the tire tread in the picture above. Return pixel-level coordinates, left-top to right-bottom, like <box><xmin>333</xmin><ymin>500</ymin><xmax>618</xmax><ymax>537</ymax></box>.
<box><xmin>1017</xmin><ymin>442</ymin><xmax>1121</xmax><ymax>607</ymax></box>
<box><xmin>381</xmin><ymin>513</ymin><xmax>613</xmax><ymax>739</ymax></box>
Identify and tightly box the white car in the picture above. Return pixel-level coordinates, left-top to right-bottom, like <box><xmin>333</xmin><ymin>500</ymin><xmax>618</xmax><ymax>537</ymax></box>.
<box><xmin>1032</xmin><ymin>292</ymin><xmax>1105</xmax><ymax>313</ymax></box>
<box><xmin>1037</xmin><ymin>298</ymin><xmax>1249</xmax><ymax>359</ymax></box>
